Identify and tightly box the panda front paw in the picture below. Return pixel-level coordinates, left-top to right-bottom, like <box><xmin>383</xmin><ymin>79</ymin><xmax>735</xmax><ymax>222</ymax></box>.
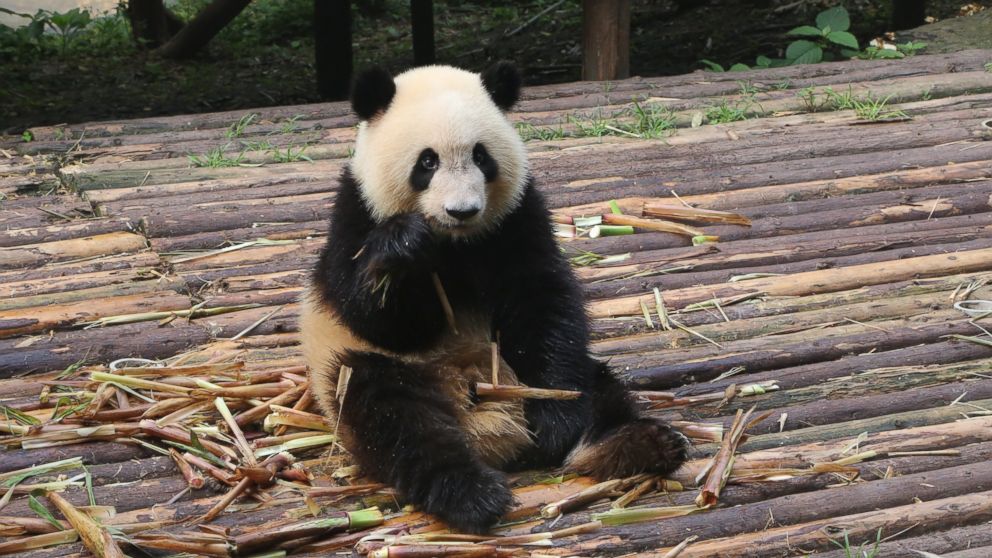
<box><xmin>362</xmin><ymin>213</ymin><xmax>436</xmax><ymax>280</ymax></box>
<box><xmin>420</xmin><ymin>465</ymin><xmax>514</xmax><ymax>534</ymax></box>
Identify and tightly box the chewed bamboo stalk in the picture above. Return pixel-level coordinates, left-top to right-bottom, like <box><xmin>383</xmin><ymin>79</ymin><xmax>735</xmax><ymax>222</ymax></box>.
<box><xmin>264</xmin><ymin>404</ymin><xmax>335</xmax><ymax>432</ymax></box>
<box><xmin>602</xmin><ymin>213</ymin><xmax>705</xmax><ymax>237</ymax></box>
<box><xmin>612</xmin><ymin>477</ymin><xmax>657</xmax><ymax>509</ymax></box>
<box><xmin>642</xmin><ymin>203</ymin><xmax>752</xmax><ymax>226</ymax></box>
<box><xmin>169</xmin><ymin>448</ymin><xmax>205</xmax><ymax>489</ymax></box>
<box><xmin>592</xmin><ymin>504</ymin><xmax>702</xmax><ymax>526</ymax></box>
<box><xmin>235</xmin><ymin>381</ymin><xmax>309</xmax><ymax>427</ymax></box>
<box><xmin>541</xmin><ymin>475</ymin><xmax>646</xmax><ymax>518</ymax></box>
<box><xmin>232</xmin><ymin>508</ymin><xmax>383</xmax><ymax>556</ymax></box>
<box><xmin>0</xmin><ymin>530</ymin><xmax>80</xmax><ymax>554</ymax></box>
<box><xmin>481</xmin><ymin>520</ymin><xmax>602</xmax><ymax>546</ymax></box>
<box><xmin>369</xmin><ymin>544</ymin><xmax>525</xmax><ymax>558</ymax></box>
<box><xmin>46</xmin><ymin>491</ymin><xmax>127</xmax><ymax>558</ymax></box>
<box><xmin>672</xmin><ymin>420</ymin><xmax>724</xmax><ymax>443</ymax></box>
<box><xmin>474</xmin><ymin>383</ymin><xmax>582</xmax><ymax>400</ymax></box>
<box><xmin>696</xmin><ymin>407</ymin><xmax>771</xmax><ymax>507</ymax></box>
<box><xmin>81</xmin><ymin>303</ymin><xmax>260</xmax><ymax>328</ymax></box>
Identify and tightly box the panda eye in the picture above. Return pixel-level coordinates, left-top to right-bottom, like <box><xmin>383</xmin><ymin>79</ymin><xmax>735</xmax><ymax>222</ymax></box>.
<box><xmin>472</xmin><ymin>144</ymin><xmax>488</xmax><ymax>166</ymax></box>
<box><xmin>420</xmin><ymin>151</ymin><xmax>439</xmax><ymax>171</ymax></box>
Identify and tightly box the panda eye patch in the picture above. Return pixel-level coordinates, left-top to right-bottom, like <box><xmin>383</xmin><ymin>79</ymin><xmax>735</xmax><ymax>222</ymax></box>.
<box><xmin>472</xmin><ymin>143</ymin><xmax>499</xmax><ymax>182</ymax></box>
<box><xmin>410</xmin><ymin>148</ymin><xmax>438</xmax><ymax>191</ymax></box>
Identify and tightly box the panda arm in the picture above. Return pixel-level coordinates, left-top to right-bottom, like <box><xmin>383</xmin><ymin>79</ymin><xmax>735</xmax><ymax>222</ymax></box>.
<box><xmin>488</xmin><ymin>183</ymin><xmax>600</xmax><ymax>464</ymax></box>
<box><xmin>314</xmin><ymin>171</ymin><xmax>447</xmax><ymax>353</ymax></box>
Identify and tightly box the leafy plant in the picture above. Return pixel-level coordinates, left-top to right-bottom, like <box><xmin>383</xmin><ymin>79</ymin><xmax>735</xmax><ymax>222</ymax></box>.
<box><xmin>46</xmin><ymin>8</ymin><xmax>92</xmax><ymax>55</ymax></box>
<box><xmin>269</xmin><ymin>144</ymin><xmax>313</xmax><ymax>163</ymax></box>
<box><xmin>986</xmin><ymin>61</ymin><xmax>992</xmax><ymax>73</ymax></box>
<box><xmin>784</xmin><ymin>6</ymin><xmax>859</xmax><ymax>65</ymax></box>
<box><xmin>516</xmin><ymin>122</ymin><xmax>565</xmax><ymax>141</ymax></box>
<box><xmin>849</xmin><ymin>93</ymin><xmax>907</xmax><ymax>121</ymax></box>
<box><xmin>21</xmin><ymin>130</ymin><xmax>33</xmax><ymax>142</ymax></box>
<box><xmin>226</xmin><ymin>113</ymin><xmax>258</xmax><ymax>138</ymax></box>
<box><xmin>188</xmin><ymin>144</ymin><xmax>248</xmax><ymax>167</ymax></box>
<box><xmin>830</xmin><ymin>529</ymin><xmax>883</xmax><ymax>558</ymax></box>
<box><xmin>706</xmin><ymin>100</ymin><xmax>752</xmax><ymax>124</ymax></box>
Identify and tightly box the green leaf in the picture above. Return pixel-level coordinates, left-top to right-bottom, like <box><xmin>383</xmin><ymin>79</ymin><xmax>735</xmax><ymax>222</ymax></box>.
<box><xmin>786</xmin><ymin>25</ymin><xmax>822</xmax><ymax>37</ymax></box>
<box><xmin>786</xmin><ymin>40</ymin><xmax>823</xmax><ymax>65</ymax></box>
<box><xmin>826</xmin><ymin>31</ymin><xmax>859</xmax><ymax>50</ymax></box>
<box><xmin>816</xmin><ymin>6</ymin><xmax>850</xmax><ymax>32</ymax></box>
<box><xmin>29</xmin><ymin>493</ymin><xmax>64</xmax><ymax>531</ymax></box>
<box><xmin>700</xmin><ymin>59</ymin><xmax>725</xmax><ymax>72</ymax></box>
<box><xmin>755</xmin><ymin>55</ymin><xmax>772</xmax><ymax>67</ymax></box>
<box><xmin>729</xmin><ymin>63</ymin><xmax>750</xmax><ymax>71</ymax></box>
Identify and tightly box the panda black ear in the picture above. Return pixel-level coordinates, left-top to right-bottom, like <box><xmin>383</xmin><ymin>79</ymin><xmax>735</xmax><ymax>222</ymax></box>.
<box><xmin>351</xmin><ymin>67</ymin><xmax>396</xmax><ymax>121</ymax></box>
<box><xmin>481</xmin><ymin>61</ymin><xmax>521</xmax><ymax>111</ymax></box>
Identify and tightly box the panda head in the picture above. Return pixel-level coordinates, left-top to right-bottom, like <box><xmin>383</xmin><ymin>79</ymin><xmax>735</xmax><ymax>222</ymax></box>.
<box><xmin>349</xmin><ymin>62</ymin><xmax>528</xmax><ymax>239</ymax></box>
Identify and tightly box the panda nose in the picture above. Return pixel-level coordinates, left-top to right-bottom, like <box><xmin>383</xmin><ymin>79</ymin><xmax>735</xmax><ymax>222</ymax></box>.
<box><xmin>446</xmin><ymin>207</ymin><xmax>480</xmax><ymax>221</ymax></box>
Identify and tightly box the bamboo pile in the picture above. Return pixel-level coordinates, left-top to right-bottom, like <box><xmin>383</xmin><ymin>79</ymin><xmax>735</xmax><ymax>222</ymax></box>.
<box><xmin>2</xmin><ymin>49</ymin><xmax>992</xmax><ymax>557</ymax></box>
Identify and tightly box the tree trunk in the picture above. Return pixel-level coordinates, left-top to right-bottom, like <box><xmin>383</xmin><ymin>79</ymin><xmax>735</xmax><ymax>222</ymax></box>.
<box><xmin>315</xmin><ymin>0</ymin><xmax>352</xmax><ymax>100</ymax></box>
<box><xmin>125</xmin><ymin>0</ymin><xmax>183</xmax><ymax>48</ymax></box>
<box><xmin>154</xmin><ymin>0</ymin><xmax>253</xmax><ymax>59</ymax></box>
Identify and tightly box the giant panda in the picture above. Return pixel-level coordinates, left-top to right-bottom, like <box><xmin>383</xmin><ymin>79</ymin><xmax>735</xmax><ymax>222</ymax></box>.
<box><xmin>300</xmin><ymin>62</ymin><xmax>688</xmax><ymax>533</ymax></box>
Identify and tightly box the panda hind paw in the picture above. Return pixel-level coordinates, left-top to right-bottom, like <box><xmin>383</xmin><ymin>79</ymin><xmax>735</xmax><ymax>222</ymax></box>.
<box><xmin>421</xmin><ymin>465</ymin><xmax>514</xmax><ymax>534</ymax></box>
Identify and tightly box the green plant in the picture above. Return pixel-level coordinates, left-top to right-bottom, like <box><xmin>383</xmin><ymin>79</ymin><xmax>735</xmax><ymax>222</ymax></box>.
<box><xmin>784</xmin><ymin>6</ymin><xmax>859</xmax><ymax>64</ymax></box>
<box><xmin>188</xmin><ymin>144</ymin><xmax>247</xmax><ymax>168</ymax></box>
<box><xmin>705</xmin><ymin>100</ymin><xmax>751</xmax><ymax>124</ymax></box>
<box><xmin>280</xmin><ymin>115</ymin><xmax>304</xmax><ymax>134</ymax></box>
<box><xmin>823</xmin><ymin>86</ymin><xmax>857</xmax><ymax>110</ymax></box>
<box><xmin>624</xmin><ymin>100</ymin><xmax>676</xmax><ymax>138</ymax></box>
<box><xmin>737</xmin><ymin>80</ymin><xmax>759</xmax><ymax>96</ymax></box>
<box><xmin>226</xmin><ymin>113</ymin><xmax>258</xmax><ymax>138</ymax></box>
<box><xmin>796</xmin><ymin>87</ymin><xmax>828</xmax><ymax>113</ymax></box>
<box><xmin>830</xmin><ymin>529</ymin><xmax>883</xmax><ymax>558</ymax></box>
<box><xmin>516</xmin><ymin>122</ymin><xmax>565</xmax><ymax>141</ymax></box>
<box><xmin>986</xmin><ymin>61</ymin><xmax>992</xmax><ymax>73</ymax></box>
<box><xmin>849</xmin><ymin>93</ymin><xmax>907</xmax><ymax>121</ymax></box>
<box><xmin>269</xmin><ymin>144</ymin><xmax>312</xmax><ymax>163</ymax></box>
<box><xmin>21</xmin><ymin>130</ymin><xmax>33</xmax><ymax>142</ymax></box>
<box><xmin>46</xmin><ymin>8</ymin><xmax>92</xmax><ymax>55</ymax></box>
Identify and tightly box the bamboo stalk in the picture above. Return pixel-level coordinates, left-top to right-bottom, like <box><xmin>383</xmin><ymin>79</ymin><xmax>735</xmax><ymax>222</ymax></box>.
<box><xmin>46</xmin><ymin>491</ymin><xmax>127</xmax><ymax>558</ymax></box>
<box><xmin>603</xmin><ymin>213</ymin><xmax>705</xmax><ymax>237</ymax></box>
<box><xmin>474</xmin><ymin>383</ymin><xmax>582</xmax><ymax>401</ymax></box>
<box><xmin>642</xmin><ymin>204</ymin><xmax>751</xmax><ymax>226</ymax></box>
<box><xmin>232</xmin><ymin>508</ymin><xmax>383</xmax><ymax>555</ymax></box>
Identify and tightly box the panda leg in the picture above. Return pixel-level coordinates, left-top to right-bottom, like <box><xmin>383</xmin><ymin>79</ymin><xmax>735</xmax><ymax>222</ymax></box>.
<box><xmin>564</xmin><ymin>362</ymin><xmax>690</xmax><ymax>480</ymax></box>
<box><xmin>338</xmin><ymin>351</ymin><xmax>513</xmax><ymax>534</ymax></box>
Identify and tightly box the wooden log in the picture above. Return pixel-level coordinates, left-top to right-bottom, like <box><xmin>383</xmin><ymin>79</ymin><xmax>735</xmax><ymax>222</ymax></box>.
<box><xmin>623</xmin><ymin>317</ymin><xmax>980</xmax><ymax>388</ymax></box>
<box><xmin>0</xmin><ymin>252</ymin><xmax>158</xmax><ymax>288</ymax></box>
<box><xmin>724</xmin><ymin>397</ymin><xmax>992</xmax><ymax>454</ymax></box>
<box><xmin>149</xmin><ymin>220</ymin><xmax>327</xmax><ymax>252</ymax></box>
<box><xmin>170</xmin><ymin>238</ymin><xmax>322</xmax><ymax>272</ymax></box>
<box><xmin>133</xmin><ymin>195</ymin><xmax>333</xmax><ymax>238</ymax></box>
<box><xmin>712</xmin><ymin>378</ymin><xmax>992</xmax><ymax>435</ymax></box>
<box><xmin>590</xmin><ymin>247</ymin><xmax>992</xmax><ymax>318</ymax></box>
<box><xmin>594</xmin><ymin>286</ymin><xmax>990</xmax><ymax>355</ymax></box>
<box><xmin>0</xmin><ymin>442</ymin><xmax>149</xmax><ymax>474</ymax></box>
<box><xmin>0</xmin><ymin>291</ymin><xmax>190</xmax><ymax>338</ymax></box>
<box><xmin>591</xmin><ymin>271</ymin><xmax>989</xmax><ymax>339</ymax></box>
<box><xmin>676</xmin><ymin>338</ymin><xmax>992</xmax><ymax>399</ymax></box>
<box><xmin>0</xmin><ymin>218</ymin><xmax>137</xmax><ymax>248</ymax></box>
<box><xmin>63</xmin><ymin>159</ymin><xmax>341</xmax><ymax>192</ymax></box>
<box><xmin>642</xmin><ymin>489</ymin><xmax>992</xmax><ymax>557</ymax></box>
<box><xmin>99</xmin><ymin>178</ymin><xmax>336</xmax><ymax>210</ymax></box>
<box><xmin>543</xmin><ymin>140</ymin><xmax>992</xmax><ymax>211</ymax></box>
<box><xmin>711</xmin><ymin>357</ymin><xmax>992</xmax><ymax>419</ymax></box>
<box><xmin>0</xmin><ymin>264</ymin><xmax>168</xmax><ymax>301</ymax></box>
<box><xmin>0</xmin><ymin>232</ymin><xmax>148</xmax><ymax>271</ymax></box>
<box><xmin>82</xmin><ymin>171</ymin><xmax>336</xmax><ymax>204</ymax></box>
<box><xmin>0</xmin><ymin>279</ymin><xmax>179</xmax><ymax>312</ymax></box>
<box><xmin>0</xmin><ymin>320</ymin><xmax>212</xmax><ymax>377</ymax></box>
<box><xmin>555</xmin><ymin>461</ymin><xmax>992</xmax><ymax>556</ymax></box>
<box><xmin>811</xmin><ymin>522</ymin><xmax>992</xmax><ymax>558</ymax></box>
<box><xmin>584</xmin><ymin>236</ymin><xmax>992</xmax><ymax>302</ymax></box>
<box><xmin>577</xmin><ymin>211</ymin><xmax>992</xmax><ymax>285</ymax></box>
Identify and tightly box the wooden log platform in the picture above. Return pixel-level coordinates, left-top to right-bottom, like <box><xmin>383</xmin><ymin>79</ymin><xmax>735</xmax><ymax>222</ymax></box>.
<box><xmin>2</xmin><ymin>50</ymin><xmax>992</xmax><ymax>557</ymax></box>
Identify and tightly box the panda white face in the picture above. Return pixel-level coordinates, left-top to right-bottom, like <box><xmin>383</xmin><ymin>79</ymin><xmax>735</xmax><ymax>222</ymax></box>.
<box><xmin>349</xmin><ymin>64</ymin><xmax>528</xmax><ymax>239</ymax></box>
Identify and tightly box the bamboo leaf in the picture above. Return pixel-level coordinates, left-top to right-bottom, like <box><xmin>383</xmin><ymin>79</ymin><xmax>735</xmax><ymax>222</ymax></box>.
<box><xmin>29</xmin><ymin>494</ymin><xmax>63</xmax><ymax>531</ymax></box>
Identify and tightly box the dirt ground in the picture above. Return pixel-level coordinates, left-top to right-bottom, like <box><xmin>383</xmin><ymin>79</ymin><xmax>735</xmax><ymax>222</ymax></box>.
<box><xmin>0</xmin><ymin>0</ymin><xmax>989</xmax><ymax>132</ymax></box>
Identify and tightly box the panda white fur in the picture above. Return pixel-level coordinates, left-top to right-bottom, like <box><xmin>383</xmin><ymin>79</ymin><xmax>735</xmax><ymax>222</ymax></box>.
<box><xmin>300</xmin><ymin>62</ymin><xmax>688</xmax><ymax>533</ymax></box>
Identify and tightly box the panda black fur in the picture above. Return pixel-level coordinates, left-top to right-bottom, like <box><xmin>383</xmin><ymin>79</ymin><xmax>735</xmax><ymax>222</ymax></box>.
<box><xmin>301</xmin><ymin>62</ymin><xmax>688</xmax><ymax>534</ymax></box>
